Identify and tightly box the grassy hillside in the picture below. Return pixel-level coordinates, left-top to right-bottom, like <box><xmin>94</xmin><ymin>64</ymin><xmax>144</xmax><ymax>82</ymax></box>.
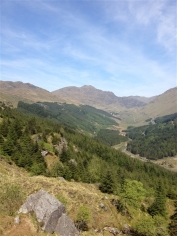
<box><xmin>0</xmin><ymin>81</ymin><xmax>72</xmax><ymax>107</ymax></box>
<box><xmin>0</xmin><ymin>158</ymin><xmax>175</xmax><ymax>236</ymax></box>
<box><xmin>0</xmin><ymin>159</ymin><xmax>119</xmax><ymax>236</ymax></box>
<box><xmin>120</xmin><ymin>87</ymin><xmax>177</xmax><ymax>127</ymax></box>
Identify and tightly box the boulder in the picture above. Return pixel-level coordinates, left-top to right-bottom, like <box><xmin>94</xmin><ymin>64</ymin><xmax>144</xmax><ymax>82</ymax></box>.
<box><xmin>19</xmin><ymin>190</ymin><xmax>79</xmax><ymax>236</ymax></box>
<box><xmin>55</xmin><ymin>213</ymin><xmax>79</xmax><ymax>236</ymax></box>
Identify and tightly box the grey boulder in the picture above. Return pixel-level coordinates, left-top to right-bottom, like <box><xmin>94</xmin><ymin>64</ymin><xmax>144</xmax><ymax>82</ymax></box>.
<box><xmin>18</xmin><ymin>189</ymin><xmax>79</xmax><ymax>236</ymax></box>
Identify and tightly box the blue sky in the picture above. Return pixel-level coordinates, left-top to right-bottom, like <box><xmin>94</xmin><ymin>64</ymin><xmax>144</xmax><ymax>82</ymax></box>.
<box><xmin>1</xmin><ymin>0</ymin><xmax>176</xmax><ymax>96</ymax></box>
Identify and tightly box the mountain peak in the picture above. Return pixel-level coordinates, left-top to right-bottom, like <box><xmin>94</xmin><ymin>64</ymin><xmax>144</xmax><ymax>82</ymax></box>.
<box><xmin>81</xmin><ymin>85</ymin><xmax>94</xmax><ymax>88</ymax></box>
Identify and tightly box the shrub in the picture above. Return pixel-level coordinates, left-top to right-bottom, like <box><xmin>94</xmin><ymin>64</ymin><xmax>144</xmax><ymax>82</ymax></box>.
<box><xmin>0</xmin><ymin>183</ymin><xmax>24</xmax><ymax>216</ymax></box>
<box><xmin>75</xmin><ymin>205</ymin><xmax>91</xmax><ymax>231</ymax></box>
<box><xmin>134</xmin><ymin>214</ymin><xmax>168</xmax><ymax>236</ymax></box>
<box><xmin>134</xmin><ymin>215</ymin><xmax>155</xmax><ymax>236</ymax></box>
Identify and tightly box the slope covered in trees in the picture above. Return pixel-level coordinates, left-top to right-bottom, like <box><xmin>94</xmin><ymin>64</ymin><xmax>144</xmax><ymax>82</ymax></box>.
<box><xmin>126</xmin><ymin>113</ymin><xmax>177</xmax><ymax>159</ymax></box>
<box><xmin>0</xmin><ymin>105</ymin><xmax>176</xmax><ymax>194</ymax></box>
<box><xmin>94</xmin><ymin>129</ymin><xmax>128</xmax><ymax>146</ymax></box>
<box><xmin>17</xmin><ymin>101</ymin><xmax>118</xmax><ymax>134</ymax></box>
<box><xmin>0</xmin><ymin>104</ymin><xmax>177</xmax><ymax>235</ymax></box>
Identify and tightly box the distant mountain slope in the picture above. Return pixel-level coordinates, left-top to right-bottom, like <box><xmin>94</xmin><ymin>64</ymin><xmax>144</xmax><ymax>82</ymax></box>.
<box><xmin>120</xmin><ymin>87</ymin><xmax>177</xmax><ymax>126</ymax></box>
<box><xmin>126</xmin><ymin>112</ymin><xmax>177</xmax><ymax>159</ymax></box>
<box><xmin>52</xmin><ymin>85</ymin><xmax>148</xmax><ymax>109</ymax></box>
<box><xmin>0</xmin><ymin>81</ymin><xmax>71</xmax><ymax>107</ymax></box>
<box><xmin>141</xmin><ymin>87</ymin><xmax>177</xmax><ymax>118</ymax></box>
<box><xmin>0</xmin><ymin>80</ymin><xmax>176</xmax><ymax>128</ymax></box>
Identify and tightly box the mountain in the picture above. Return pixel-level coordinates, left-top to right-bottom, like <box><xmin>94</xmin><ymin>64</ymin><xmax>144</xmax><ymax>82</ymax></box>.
<box><xmin>52</xmin><ymin>85</ymin><xmax>149</xmax><ymax>110</ymax></box>
<box><xmin>0</xmin><ymin>80</ymin><xmax>176</xmax><ymax>128</ymax></box>
<box><xmin>141</xmin><ymin>87</ymin><xmax>177</xmax><ymax>118</ymax></box>
<box><xmin>0</xmin><ymin>81</ymin><xmax>72</xmax><ymax>107</ymax></box>
<box><xmin>0</xmin><ymin>81</ymin><xmax>155</xmax><ymax>110</ymax></box>
<box><xmin>120</xmin><ymin>87</ymin><xmax>177</xmax><ymax>126</ymax></box>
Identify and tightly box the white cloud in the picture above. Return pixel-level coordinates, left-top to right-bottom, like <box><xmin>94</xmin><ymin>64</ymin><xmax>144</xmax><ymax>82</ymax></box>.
<box><xmin>102</xmin><ymin>0</ymin><xmax>176</xmax><ymax>53</ymax></box>
<box><xmin>129</xmin><ymin>0</ymin><xmax>176</xmax><ymax>53</ymax></box>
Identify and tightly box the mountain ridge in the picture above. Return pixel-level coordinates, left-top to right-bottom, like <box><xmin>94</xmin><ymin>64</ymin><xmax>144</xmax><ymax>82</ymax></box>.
<box><xmin>52</xmin><ymin>84</ymin><xmax>153</xmax><ymax>109</ymax></box>
<box><xmin>0</xmin><ymin>80</ymin><xmax>176</xmax><ymax>127</ymax></box>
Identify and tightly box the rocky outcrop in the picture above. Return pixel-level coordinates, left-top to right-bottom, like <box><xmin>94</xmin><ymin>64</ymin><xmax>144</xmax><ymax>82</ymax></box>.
<box><xmin>103</xmin><ymin>226</ymin><xmax>120</xmax><ymax>235</ymax></box>
<box><xmin>18</xmin><ymin>189</ymin><xmax>79</xmax><ymax>236</ymax></box>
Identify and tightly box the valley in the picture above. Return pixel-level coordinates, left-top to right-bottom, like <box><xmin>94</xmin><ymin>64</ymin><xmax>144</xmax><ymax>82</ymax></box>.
<box><xmin>0</xmin><ymin>80</ymin><xmax>177</xmax><ymax>236</ymax></box>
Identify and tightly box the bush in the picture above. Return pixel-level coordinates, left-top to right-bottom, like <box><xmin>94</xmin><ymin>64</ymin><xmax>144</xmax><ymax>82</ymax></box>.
<box><xmin>120</xmin><ymin>179</ymin><xmax>146</xmax><ymax>209</ymax></box>
<box><xmin>0</xmin><ymin>183</ymin><xmax>24</xmax><ymax>216</ymax></box>
<box><xmin>75</xmin><ymin>205</ymin><xmax>91</xmax><ymax>231</ymax></box>
<box><xmin>134</xmin><ymin>214</ymin><xmax>168</xmax><ymax>236</ymax></box>
<box><xmin>134</xmin><ymin>215</ymin><xmax>155</xmax><ymax>236</ymax></box>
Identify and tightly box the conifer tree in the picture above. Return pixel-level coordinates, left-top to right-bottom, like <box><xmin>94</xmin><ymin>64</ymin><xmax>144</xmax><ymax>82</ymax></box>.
<box><xmin>0</xmin><ymin>134</ymin><xmax>4</xmax><ymax>147</ymax></box>
<box><xmin>0</xmin><ymin>119</ymin><xmax>9</xmax><ymax>137</ymax></box>
<box><xmin>169</xmin><ymin>201</ymin><xmax>177</xmax><ymax>236</ymax></box>
<box><xmin>169</xmin><ymin>211</ymin><xmax>177</xmax><ymax>236</ymax></box>
<box><xmin>148</xmin><ymin>182</ymin><xmax>167</xmax><ymax>217</ymax></box>
<box><xmin>99</xmin><ymin>171</ymin><xmax>115</xmax><ymax>194</ymax></box>
<box><xmin>60</xmin><ymin>148</ymin><xmax>70</xmax><ymax>163</ymax></box>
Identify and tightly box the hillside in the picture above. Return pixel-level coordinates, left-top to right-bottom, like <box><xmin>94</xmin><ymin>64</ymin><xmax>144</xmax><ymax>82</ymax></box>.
<box><xmin>141</xmin><ymin>87</ymin><xmax>177</xmax><ymax>119</ymax></box>
<box><xmin>17</xmin><ymin>101</ymin><xmax>119</xmax><ymax>134</ymax></box>
<box><xmin>0</xmin><ymin>80</ymin><xmax>176</xmax><ymax>128</ymax></box>
<box><xmin>0</xmin><ymin>81</ymin><xmax>150</xmax><ymax>113</ymax></box>
<box><xmin>0</xmin><ymin>159</ymin><xmax>120</xmax><ymax>236</ymax></box>
<box><xmin>118</xmin><ymin>87</ymin><xmax>177</xmax><ymax>127</ymax></box>
<box><xmin>0</xmin><ymin>81</ymin><xmax>72</xmax><ymax>107</ymax></box>
<box><xmin>126</xmin><ymin>113</ymin><xmax>177</xmax><ymax>159</ymax></box>
<box><xmin>52</xmin><ymin>85</ymin><xmax>148</xmax><ymax>110</ymax></box>
<box><xmin>1</xmin><ymin>158</ymin><xmax>175</xmax><ymax>236</ymax></box>
<box><xmin>0</xmin><ymin>101</ymin><xmax>177</xmax><ymax>235</ymax></box>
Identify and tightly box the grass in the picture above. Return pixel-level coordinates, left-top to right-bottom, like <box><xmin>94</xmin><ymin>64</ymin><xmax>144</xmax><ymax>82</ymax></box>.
<box><xmin>0</xmin><ymin>159</ymin><xmax>122</xmax><ymax>235</ymax></box>
<box><xmin>0</xmin><ymin>158</ymin><xmax>174</xmax><ymax>236</ymax></box>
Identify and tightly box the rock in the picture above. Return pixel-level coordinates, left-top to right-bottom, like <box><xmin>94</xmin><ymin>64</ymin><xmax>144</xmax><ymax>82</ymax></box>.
<box><xmin>19</xmin><ymin>189</ymin><xmax>79</xmax><ymax>236</ymax></box>
<box><xmin>122</xmin><ymin>224</ymin><xmax>132</xmax><ymax>234</ymax></box>
<box><xmin>99</xmin><ymin>203</ymin><xmax>105</xmax><ymax>208</ymax></box>
<box><xmin>69</xmin><ymin>193</ymin><xmax>75</xmax><ymax>198</ymax></box>
<box><xmin>19</xmin><ymin>190</ymin><xmax>65</xmax><ymax>233</ymax></box>
<box><xmin>14</xmin><ymin>215</ymin><xmax>20</xmax><ymax>224</ymax></box>
<box><xmin>99</xmin><ymin>203</ymin><xmax>107</xmax><ymax>211</ymax></box>
<box><xmin>41</xmin><ymin>150</ymin><xmax>48</xmax><ymax>157</ymax></box>
<box><xmin>55</xmin><ymin>213</ymin><xmax>79</xmax><ymax>236</ymax></box>
<box><xmin>69</xmin><ymin>159</ymin><xmax>77</xmax><ymax>166</ymax></box>
<box><xmin>103</xmin><ymin>227</ymin><xmax>120</xmax><ymax>235</ymax></box>
<box><xmin>57</xmin><ymin>177</ymin><xmax>65</xmax><ymax>181</ymax></box>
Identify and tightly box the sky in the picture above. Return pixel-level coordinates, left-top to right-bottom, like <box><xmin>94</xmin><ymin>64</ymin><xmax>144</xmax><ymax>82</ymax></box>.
<box><xmin>0</xmin><ymin>0</ymin><xmax>176</xmax><ymax>97</ymax></box>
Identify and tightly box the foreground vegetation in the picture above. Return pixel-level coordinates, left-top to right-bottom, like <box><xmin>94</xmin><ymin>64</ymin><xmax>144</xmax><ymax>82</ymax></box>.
<box><xmin>0</xmin><ymin>104</ymin><xmax>177</xmax><ymax>235</ymax></box>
